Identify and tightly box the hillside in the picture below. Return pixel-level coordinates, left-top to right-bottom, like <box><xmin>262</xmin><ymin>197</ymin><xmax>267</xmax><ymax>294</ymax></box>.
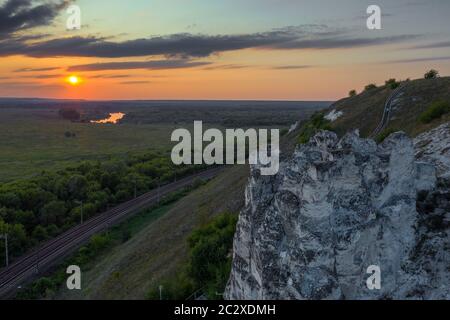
<box><xmin>328</xmin><ymin>77</ymin><xmax>450</xmax><ymax>138</ymax></box>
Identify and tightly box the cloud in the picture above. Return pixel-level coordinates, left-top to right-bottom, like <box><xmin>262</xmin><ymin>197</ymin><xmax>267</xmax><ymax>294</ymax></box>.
<box><xmin>411</xmin><ymin>41</ymin><xmax>450</xmax><ymax>50</ymax></box>
<box><xmin>269</xmin><ymin>35</ymin><xmax>421</xmax><ymax>50</ymax></box>
<box><xmin>67</xmin><ymin>60</ymin><xmax>211</xmax><ymax>72</ymax></box>
<box><xmin>120</xmin><ymin>81</ymin><xmax>152</xmax><ymax>85</ymax></box>
<box><xmin>0</xmin><ymin>0</ymin><xmax>70</xmax><ymax>36</ymax></box>
<box><xmin>14</xmin><ymin>66</ymin><xmax>60</xmax><ymax>72</ymax></box>
<box><xmin>203</xmin><ymin>64</ymin><xmax>248</xmax><ymax>70</ymax></box>
<box><xmin>271</xmin><ymin>65</ymin><xmax>313</xmax><ymax>70</ymax></box>
<box><xmin>89</xmin><ymin>74</ymin><xmax>132</xmax><ymax>79</ymax></box>
<box><xmin>0</xmin><ymin>25</ymin><xmax>423</xmax><ymax>58</ymax></box>
<box><xmin>0</xmin><ymin>81</ymin><xmax>62</xmax><ymax>89</ymax></box>
<box><xmin>384</xmin><ymin>56</ymin><xmax>450</xmax><ymax>64</ymax></box>
<box><xmin>19</xmin><ymin>73</ymin><xmax>60</xmax><ymax>78</ymax></box>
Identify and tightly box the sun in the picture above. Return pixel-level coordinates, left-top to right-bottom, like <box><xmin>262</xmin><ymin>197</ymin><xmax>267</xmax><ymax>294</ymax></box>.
<box><xmin>66</xmin><ymin>75</ymin><xmax>81</xmax><ymax>85</ymax></box>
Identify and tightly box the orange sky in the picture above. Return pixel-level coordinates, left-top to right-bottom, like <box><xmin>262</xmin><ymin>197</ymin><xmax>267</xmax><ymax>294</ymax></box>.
<box><xmin>1</xmin><ymin>0</ymin><xmax>450</xmax><ymax>100</ymax></box>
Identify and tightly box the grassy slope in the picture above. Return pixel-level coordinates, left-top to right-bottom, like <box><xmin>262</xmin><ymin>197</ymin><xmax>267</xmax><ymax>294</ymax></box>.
<box><xmin>55</xmin><ymin>165</ymin><xmax>248</xmax><ymax>300</ymax></box>
<box><xmin>329</xmin><ymin>77</ymin><xmax>450</xmax><ymax>138</ymax></box>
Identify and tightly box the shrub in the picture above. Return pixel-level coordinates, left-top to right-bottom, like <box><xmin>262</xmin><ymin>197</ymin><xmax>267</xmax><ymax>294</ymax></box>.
<box><xmin>349</xmin><ymin>90</ymin><xmax>357</xmax><ymax>97</ymax></box>
<box><xmin>298</xmin><ymin>113</ymin><xmax>333</xmax><ymax>144</ymax></box>
<box><xmin>419</xmin><ymin>100</ymin><xmax>450</xmax><ymax>124</ymax></box>
<box><xmin>385</xmin><ymin>78</ymin><xmax>400</xmax><ymax>90</ymax></box>
<box><xmin>364</xmin><ymin>83</ymin><xmax>377</xmax><ymax>91</ymax></box>
<box><xmin>424</xmin><ymin>69</ymin><xmax>439</xmax><ymax>79</ymax></box>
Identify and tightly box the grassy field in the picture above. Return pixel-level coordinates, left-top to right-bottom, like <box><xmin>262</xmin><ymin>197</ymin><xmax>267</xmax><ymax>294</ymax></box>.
<box><xmin>53</xmin><ymin>165</ymin><xmax>248</xmax><ymax>300</ymax></box>
<box><xmin>0</xmin><ymin>107</ymin><xmax>177</xmax><ymax>181</ymax></box>
<box><xmin>0</xmin><ymin>100</ymin><xmax>324</xmax><ymax>182</ymax></box>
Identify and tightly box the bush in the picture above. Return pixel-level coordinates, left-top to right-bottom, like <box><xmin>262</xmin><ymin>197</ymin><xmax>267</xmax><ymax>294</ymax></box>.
<box><xmin>424</xmin><ymin>69</ymin><xmax>439</xmax><ymax>79</ymax></box>
<box><xmin>364</xmin><ymin>83</ymin><xmax>377</xmax><ymax>91</ymax></box>
<box><xmin>419</xmin><ymin>100</ymin><xmax>450</xmax><ymax>124</ymax></box>
<box><xmin>297</xmin><ymin>113</ymin><xmax>333</xmax><ymax>144</ymax></box>
<box><xmin>348</xmin><ymin>90</ymin><xmax>357</xmax><ymax>97</ymax></box>
<box><xmin>385</xmin><ymin>78</ymin><xmax>400</xmax><ymax>90</ymax></box>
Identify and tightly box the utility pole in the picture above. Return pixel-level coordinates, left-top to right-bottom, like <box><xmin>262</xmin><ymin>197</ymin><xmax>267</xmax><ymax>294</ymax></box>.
<box><xmin>134</xmin><ymin>178</ymin><xmax>137</xmax><ymax>199</ymax></box>
<box><xmin>0</xmin><ymin>234</ymin><xmax>8</xmax><ymax>267</ymax></box>
<box><xmin>159</xmin><ymin>285</ymin><xmax>163</xmax><ymax>300</ymax></box>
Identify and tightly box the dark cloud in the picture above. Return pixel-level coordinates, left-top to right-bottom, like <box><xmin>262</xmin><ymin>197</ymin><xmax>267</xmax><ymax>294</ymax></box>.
<box><xmin>0</xmin><ymin>0</ymin><xmax>70</xmax><ymax>36</ymax></box>
<box><xmin>19</xmin><ymin>73</ymin><xmax>60</xmax><ymax>78</ymax></box>
<box><xmin>89</xmin><ymin>74</ymin><xmax>132</xmax><ymax>79</ymax></box>
<box><xmin>14</xmin><ymin>66</ymin><xmax>60</xmax><ymax>72</ymax></box>
<box><xmin>120</xmin><ymin>81</ymin><xmax>152</xmax><ymax>85</ymax></box>
<box><xmin>0</xmin><ymin>25</ymin><xmax>423</xmax><ymax>58</ymax></box>
<box><xmin>271</xmin><ymin>65</ymin><xmax>313</xmax><ymax>70</ymax></box>
<box><xmin>0</xmin><ymin>81</ymin><xmax>37</xmax><ymax>85</ymax></box>
<box><xmin>67</xmin><ymin>60</ymin><xmax>211</xmax><ymax>72</ymax></box>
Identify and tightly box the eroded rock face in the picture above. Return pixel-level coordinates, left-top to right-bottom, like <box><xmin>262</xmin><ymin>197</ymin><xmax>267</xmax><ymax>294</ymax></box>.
<box><xmin>414</xmin><ymin>122</ymin><xmax>450</xmax><ymax>179</ymax></box>
<box><xmin>225</xmin><ymin>128</ymin><xmax>449</xmax><ymax>300</ymax></box>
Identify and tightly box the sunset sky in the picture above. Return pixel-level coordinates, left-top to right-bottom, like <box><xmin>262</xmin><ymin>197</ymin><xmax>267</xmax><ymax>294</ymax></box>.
<box><xmin>1</xmin><ymin>0</ymin><xmax>450</xmax><ymax>100</ymax></box>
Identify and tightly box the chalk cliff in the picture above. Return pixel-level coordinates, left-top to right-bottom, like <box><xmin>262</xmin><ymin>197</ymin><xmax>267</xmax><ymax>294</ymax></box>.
<box><xmin>225</xmin><ymin>125</ymin><xmax>449</xmax><ymax>300</ymax></box>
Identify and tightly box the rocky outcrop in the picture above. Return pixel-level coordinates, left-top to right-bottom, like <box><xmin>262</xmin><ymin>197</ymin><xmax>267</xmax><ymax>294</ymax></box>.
<box><xmin>414</xmin><ymin>122</ymin><xmax>450</xmax><ymax>179</ymax></box>
<box><xmin>225</xmin><ymin>126</ymin><xmax>449</xmax><ymax>300</ymax></box>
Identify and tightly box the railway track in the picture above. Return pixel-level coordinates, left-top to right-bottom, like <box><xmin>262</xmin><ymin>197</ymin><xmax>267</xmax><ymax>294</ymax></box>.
<box><xmin>0</xmin><ymin>167</ymin><xmax>223</xmax><ymax>298</ymax></box>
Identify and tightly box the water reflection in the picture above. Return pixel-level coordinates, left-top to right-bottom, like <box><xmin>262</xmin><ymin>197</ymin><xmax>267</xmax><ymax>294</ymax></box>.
<box><xmin>91</xmin><ymin>112</ymin><xmax>125</xmax><ymax>124</ymax></box>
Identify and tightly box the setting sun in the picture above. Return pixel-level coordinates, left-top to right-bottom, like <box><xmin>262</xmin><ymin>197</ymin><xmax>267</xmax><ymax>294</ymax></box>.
<box><xmin>66</xmin><ymin>75</ymin><xmax>81</xmax><ymax>86</ymax></box>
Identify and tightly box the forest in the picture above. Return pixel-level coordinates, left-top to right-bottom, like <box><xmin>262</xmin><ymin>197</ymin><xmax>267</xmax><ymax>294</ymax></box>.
<box><xmin>0</xmin><ymin>151</ymin><xmax>205</xmax><ymax>266</ymax></box>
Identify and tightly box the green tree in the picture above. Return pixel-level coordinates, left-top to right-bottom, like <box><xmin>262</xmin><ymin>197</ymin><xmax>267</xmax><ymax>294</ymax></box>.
<box><xmin>66</xmin><ymin>175</ymin><xmax>88</xmax><ymax>200</ymax></box>
<box><xmin>424</xmin><ymin>69</ymin><xmax>439</xmax><ymax>79</ymax></box>
<box><xmin>32</xmin><ymin>225</ymin><xmax>48</xmax><ymax>242</ymax></box>
<box><xmin>39</xmin><ymin>200</ymin><xmax>67</xmax><ymax>225</ymax></box>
